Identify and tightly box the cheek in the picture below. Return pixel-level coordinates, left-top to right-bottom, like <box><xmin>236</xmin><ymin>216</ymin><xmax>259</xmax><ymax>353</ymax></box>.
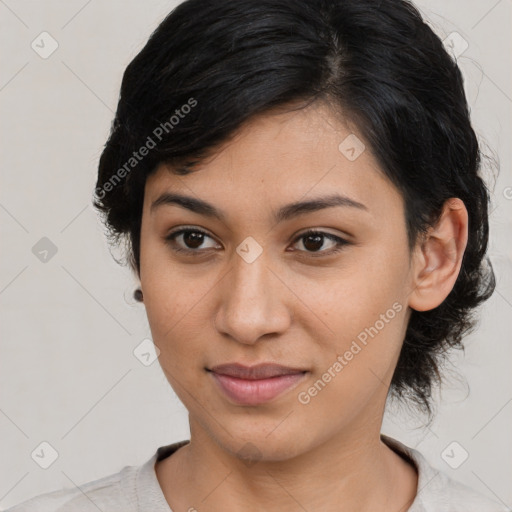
<box><xmin>142</xmin><ymin>275</ymin><xmax>209</xmax><ymax>354</ymax></box>
<box><xmin>295</xmin><ymin>240</ymin><xmax>410</xmax><ymax>384</ymax></box>
<box><xmin>304</xmin><ymin>243</ymin><xmax>407</xmax><ymax>330</ymax></box>
<box><xmin>294</xmin><ymin>292</ymin><xmax>408</xmax><ymax>429</ymax></box>
<box><xmin>139</xmin><ymin>236</ymin><xmax>221</xmax><ymax>370</ymax></box>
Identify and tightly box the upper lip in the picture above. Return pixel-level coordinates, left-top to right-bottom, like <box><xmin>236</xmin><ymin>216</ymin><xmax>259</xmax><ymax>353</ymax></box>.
<box><xmin>209</xmin><ymin>363</ymin><xmax>306</xmax><ymax>380</ymax></box>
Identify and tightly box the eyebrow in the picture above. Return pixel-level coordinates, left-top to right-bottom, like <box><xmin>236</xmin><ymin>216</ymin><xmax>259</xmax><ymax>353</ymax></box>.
<box><xmin>150</xmin><ymin>192</ymin><xmax>368</xmax><ymax>223</ymax></box>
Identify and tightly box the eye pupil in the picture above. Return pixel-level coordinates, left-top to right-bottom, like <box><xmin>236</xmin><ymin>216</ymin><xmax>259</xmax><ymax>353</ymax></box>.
<box><xmin>303</xmin><ymin>234</ymin><xmax>324</xmax><ymax>252</ymax></box>
<box><xmin>184</xmin><ymin>231</ymin><xmax>204</xmax><ymax>249</ymax></box>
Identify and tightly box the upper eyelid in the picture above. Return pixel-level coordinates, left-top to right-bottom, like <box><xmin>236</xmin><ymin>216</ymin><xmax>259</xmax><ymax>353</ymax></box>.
<box><xmin>167</xmin><ymin>226</ymin><xmax>214</xmax><ymax>241</ymax></box>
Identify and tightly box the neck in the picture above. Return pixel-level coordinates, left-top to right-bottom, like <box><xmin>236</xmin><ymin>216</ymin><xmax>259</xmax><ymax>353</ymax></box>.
<box><xmin>156</xmin><ymin>415</ymin><xmax>418</xmax><ymax>512</ymax></box>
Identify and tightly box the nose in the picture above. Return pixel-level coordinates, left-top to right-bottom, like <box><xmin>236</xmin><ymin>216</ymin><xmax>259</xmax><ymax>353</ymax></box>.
<box><xmin>213</xmin><ymin>249</ymin><xmax>293</xmax><ymax>345</ymax></box>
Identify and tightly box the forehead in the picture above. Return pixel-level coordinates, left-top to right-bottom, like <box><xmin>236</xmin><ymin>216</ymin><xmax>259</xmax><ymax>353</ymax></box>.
<box><xmin>144</xmin><ymin>102</ymin><xmax>404</xmax><ymax>221</ymax></box>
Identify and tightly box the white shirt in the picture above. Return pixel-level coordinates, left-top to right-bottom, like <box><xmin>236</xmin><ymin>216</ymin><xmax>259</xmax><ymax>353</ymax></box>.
<box><xmin>4</xmin><ymin>435</ymin><xmax>509</xmax><ymax>511</ymax></box>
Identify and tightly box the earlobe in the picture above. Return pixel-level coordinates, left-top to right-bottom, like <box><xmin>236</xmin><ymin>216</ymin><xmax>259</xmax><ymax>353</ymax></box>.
<box><xmin>134</xmin><ymin>288</ymin><xmax>144</xmax><ymax>302</ymax></box>
<box><xmin>408</xmin><ymin>198</ymin><xmax>468</xmax><ymax>312</ymax></box>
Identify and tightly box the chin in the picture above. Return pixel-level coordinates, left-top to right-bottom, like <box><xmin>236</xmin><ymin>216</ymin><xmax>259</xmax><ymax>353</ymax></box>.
<box><xmin>206</xmin><ymin>416</ymin><xmax>314</xmax><ymax>463</ymax></box>
<box><xmin>232</xmin><ymin>438</ymin><xmax>307</xmax><ymax>464</ymax></box>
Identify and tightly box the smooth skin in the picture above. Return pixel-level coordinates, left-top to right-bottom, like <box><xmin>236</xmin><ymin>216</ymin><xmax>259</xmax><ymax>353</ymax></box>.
<box><xmin>138</xmin><ymin>101</ymin><xmax>468</xmax><ymax>512</ymax></box>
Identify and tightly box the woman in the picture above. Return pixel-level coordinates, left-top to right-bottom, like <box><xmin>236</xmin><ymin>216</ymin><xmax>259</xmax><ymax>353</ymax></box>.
<box><xmin>7</xmin><ymin>0</ymin><xmax>507</xmax><ymax>510</ymax></box>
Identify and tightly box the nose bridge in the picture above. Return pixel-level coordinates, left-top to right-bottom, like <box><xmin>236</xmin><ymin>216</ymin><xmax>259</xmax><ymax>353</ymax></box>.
<box><xmin>215</xmin><ymin>245</ymin><xmax>290</xmax><ymax>344</ymax></box>
<box><xmin>231</xmin><ymin>247</ymin><xmax>270</xmax><ymax>302</ymax></box>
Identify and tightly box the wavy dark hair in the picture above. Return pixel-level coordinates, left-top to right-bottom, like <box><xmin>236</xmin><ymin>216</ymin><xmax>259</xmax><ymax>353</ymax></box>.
<box><xmin>94</xmin><ymin>0</ymin><xmax>496</xmax><ymax>419</ymax></box>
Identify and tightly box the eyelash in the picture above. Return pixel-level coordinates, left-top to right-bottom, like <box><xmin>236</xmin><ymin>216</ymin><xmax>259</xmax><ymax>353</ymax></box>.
<box><xmin>165</xmin><ymin>227</ymin><xmax>350</xmax><ymax>258</ymax></box>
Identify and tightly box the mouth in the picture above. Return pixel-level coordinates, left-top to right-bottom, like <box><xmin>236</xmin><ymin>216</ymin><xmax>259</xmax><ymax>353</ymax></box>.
<box><xmin>207</xmin><ymin>363</ymin><xmax>308</xmax><ymax>406</ymax></box>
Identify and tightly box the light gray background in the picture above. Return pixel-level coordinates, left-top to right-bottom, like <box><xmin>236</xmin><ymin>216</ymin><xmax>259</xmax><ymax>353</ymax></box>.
<box><xmin>0</xmin><ymin>0</ymin><xmax>511</xmax><ymax>509</ymax></box>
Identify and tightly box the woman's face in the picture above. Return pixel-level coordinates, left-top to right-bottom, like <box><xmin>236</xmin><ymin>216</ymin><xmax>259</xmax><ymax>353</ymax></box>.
<box><xmin>139</xmin><ymin>102</ymin><xmax>418</xmax><ymax>461</ymax></box>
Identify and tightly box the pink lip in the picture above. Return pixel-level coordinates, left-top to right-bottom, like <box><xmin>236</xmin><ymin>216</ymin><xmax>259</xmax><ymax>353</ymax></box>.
<box><xmin>209</xmin><ymin>363</ymin><xmax>307</xmax><ymax>405</ymax></box>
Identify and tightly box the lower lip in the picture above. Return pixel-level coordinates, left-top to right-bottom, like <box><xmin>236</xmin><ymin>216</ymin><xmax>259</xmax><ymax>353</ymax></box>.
<box><xmin>210</xmin><ymin>372</ymin><xmax>307</xmax><ymax>406</ymax></box>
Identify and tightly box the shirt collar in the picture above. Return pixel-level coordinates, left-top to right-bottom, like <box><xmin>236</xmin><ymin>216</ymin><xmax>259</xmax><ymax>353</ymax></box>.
<box><xmin>136</xmin><ymin>436</ymin><xmax>439</xmax><ymax>512</ymax></box>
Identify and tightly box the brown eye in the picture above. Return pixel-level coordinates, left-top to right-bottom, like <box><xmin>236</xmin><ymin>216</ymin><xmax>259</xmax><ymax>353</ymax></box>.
<box><xmin>165</xmin><ymin>227</ymin><xmax>219</xmax><ymax>254</ymax></box>
<box><xmin>292</xmin><ymin>230</ymin><xmax>349</xmax><ymax>256</ymax></box>
<box><xmin>180</xmin><ymin>230</ymin><xmax>206</xmax><ymax>249</ymax></box>
<box><xmin>165</xmin><ymin>227</ymin><xmax>349</xmax><ymax>258</ymax></box>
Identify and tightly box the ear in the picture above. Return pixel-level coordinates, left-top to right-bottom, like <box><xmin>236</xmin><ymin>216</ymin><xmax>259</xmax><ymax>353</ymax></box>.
<box><xmin>408</xmin><ymin>198</ymin><xmax>468</xmax><ymax>312</ymax></box>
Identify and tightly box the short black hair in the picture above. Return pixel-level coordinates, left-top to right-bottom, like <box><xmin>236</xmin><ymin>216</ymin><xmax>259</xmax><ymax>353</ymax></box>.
<box><xmin>94</xmin><ymin>0</ymin><xmax>496</xmax><ymax>420</ymax></box>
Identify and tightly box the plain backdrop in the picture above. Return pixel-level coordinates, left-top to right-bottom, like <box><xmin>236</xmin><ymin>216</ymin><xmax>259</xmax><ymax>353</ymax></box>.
<box><xmin>0</xmin><ymin>0</ymin><xmax>511</xmax><ymax>509</ymax></box>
